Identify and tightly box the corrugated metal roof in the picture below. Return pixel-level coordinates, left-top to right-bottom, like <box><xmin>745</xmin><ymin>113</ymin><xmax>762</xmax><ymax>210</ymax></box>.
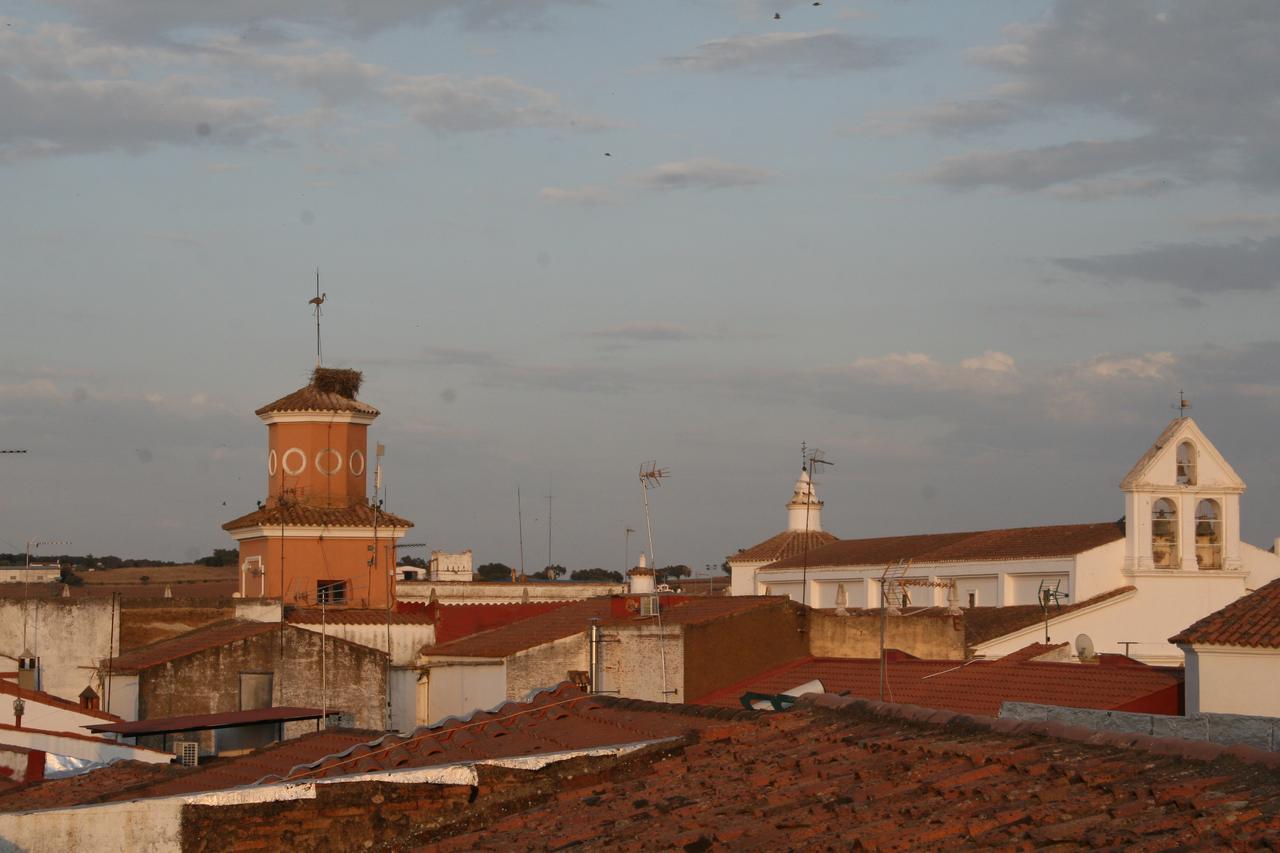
<box><xmin>85</xmin><ymin>706</ymin><xmax>329</xmax><ymax>736</ymax></box>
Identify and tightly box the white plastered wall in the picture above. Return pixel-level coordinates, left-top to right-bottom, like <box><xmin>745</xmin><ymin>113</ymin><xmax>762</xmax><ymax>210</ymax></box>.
<box><xmin>1183</xmin><ymin>645</ymin><xmax>1280</xmax><ymax>716</ymax></box>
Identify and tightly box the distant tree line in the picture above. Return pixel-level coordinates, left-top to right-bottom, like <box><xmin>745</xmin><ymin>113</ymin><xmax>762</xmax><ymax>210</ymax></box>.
<box><xmin>0</xmin><ymin>552</ymin><xmax>183</xmax><ymax>569</ymax></box>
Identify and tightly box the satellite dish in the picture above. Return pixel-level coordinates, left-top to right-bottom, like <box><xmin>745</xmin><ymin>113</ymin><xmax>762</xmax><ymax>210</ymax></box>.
<box><xmin>1075</xmin><ymin>633</ymin><xmax>1096</xmax><ymax>660</ymax></box>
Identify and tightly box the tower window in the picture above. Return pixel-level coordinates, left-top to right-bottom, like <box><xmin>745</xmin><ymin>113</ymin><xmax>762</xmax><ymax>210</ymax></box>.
<box><xmin>317</xmin><ymin>580</ymin><xmax>348</xmax><ymax>605</ymax></box>
<box><xmin>1195</xmin><ymin>499</ymin><xmax>1222</xmax><ymax>569</ymax></box>
<box><xmin>1176</xmin><ymin>442</ymin><xmax>1197</xmax><ymax>486</ymax></box>
<box><xmin>1152</xmin><ymin>498</ymin><xmax>1178</xmax><ymax>568</ymax></box>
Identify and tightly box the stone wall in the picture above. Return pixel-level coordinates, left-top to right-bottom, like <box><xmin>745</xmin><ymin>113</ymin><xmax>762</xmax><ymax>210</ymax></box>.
<box><xmin>604</xmin><ymin>624</ymin><xmax>685</xmax><ymax>703</ymax></box>
<box><xmin>505</xmin><ymin>634</ymin><xmax>588</xmax><ymax>701</ymax></box>
<box><xmin>119</xmin><ymin>600</ymin><xmax>235</xmax><ymax>650</ymax></box>
<box><xmin>136</xmin><ymin>624</ymin><xmax>387</xmax><ymax>740</ymax></box>
<box><xmin>807</xmin><ymin>610</ymin><xmax>965</xmax><ymax>661</ymax></box>
<box><xmin>1001</xmin><ymin>702</ymin><xmax>1280</xmax><ymax>751</ymax></box>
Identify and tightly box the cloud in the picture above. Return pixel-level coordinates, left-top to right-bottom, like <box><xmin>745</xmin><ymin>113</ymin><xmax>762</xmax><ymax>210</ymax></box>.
<box><xmin>587</xmin><ymin>323</ymin><xmax>694</xmax><ymax>343</ymax></box>
<box><xmin>857</xmin><ymin>97</ymin><xmax>1030</xmax><ymax>136</ymax></box>
<box><xmin>920</xmin><ymin>135</ymin><xmax>1193</xmax><ymax>192</ymax></box>
<box><xmin>1048</xmin><ymin>176</ymin><xmax>1174</xmax><ymax>200</ymax></box>
<box><xmin>385</xmin><ymin>73</ymin><xmax>602</xmax><ymax>133</ymax></box>
<box><xmin>833</xmin><ymin>350</ymin><xmax>1020</xmax><ymax>393</ymax></box>
<box><xmin>1056</xmin><ymin>236</ymin><xmax>1280</xmax><ymax>294</ymax></box>
<box><xmin>1080</xmin><ymin>352</ymin><xmax>1177</xmax><ymax>381</ymax></box>
<box><xmin>46</xmin><ymin>0</ymin><xmax>592</xmax><ymax>41</ymax></box>
<box><xmin>894</xmin><ymin>1</ymin><xmax>1280</xmax><ymax>193</ymax></box>
<box><xmin>539</xmin><ymin>185</ymin><xmax>615</xmax><ymax>206</ymax></box>
<box><xmin>1190</xmin><ymin>212</ymin><xmax>1280</xmax><ymax>232</ymax></box>
<box><xmin>634</xmin><ymin>158</ymin><xmax>771</xmax><ymax>191</ymax></box>
<box><xmin>0</xmin><ymin>379</ymin><xmax>61</xmax><ymax>400</ymax></box>
<box><xmin>664</xmin><ymin>30</ymin><xmax>917</xmax><ymax>75</ymax></box>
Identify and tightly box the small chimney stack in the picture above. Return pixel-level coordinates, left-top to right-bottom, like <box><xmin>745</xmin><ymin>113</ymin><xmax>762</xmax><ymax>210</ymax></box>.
<box><xmin>17</xmin><ymin>650</ymin><xmax>38</xmax><ymax>692</ymax></box>
<box><xmin>628</xmin><ymin>553</ymin><xmax>656</xmax><ymax>595</ymax></box>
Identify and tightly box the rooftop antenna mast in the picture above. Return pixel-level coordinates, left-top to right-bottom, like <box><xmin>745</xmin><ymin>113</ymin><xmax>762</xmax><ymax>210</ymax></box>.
<box><xmin>517</xmin><ymin>487</ymin><xmax>526</xmax><ymax>581</ymax></box>
<box><xmin>23</xmin><ymin>538</ymin><xmax>70</xmax><ymax>653</ymax></box>
<box><xmin>1172</xmin><ymin>391</ymin><xmax>1191</xmax><ymax>420</ymax></box>
<box><xmin>800</xmin><ymin>445</ymin><xmax>833</xmax><ymax>609</ymax></box>
<box><xmin>638</xmin><ymin>461</ymin><xmax>669</xmax><ymax>570</ymax></box>
<box><xmin>309</xmin><ymin>270</ymin><xmax>326</xmax><ymax>368</ymax></box>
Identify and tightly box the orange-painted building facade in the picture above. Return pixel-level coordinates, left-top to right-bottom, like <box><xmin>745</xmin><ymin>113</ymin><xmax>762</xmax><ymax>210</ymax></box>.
<box><xmin>223</xmin><ymin>368</ymin><xmax>412</xmax><ymax>609</ymax></box>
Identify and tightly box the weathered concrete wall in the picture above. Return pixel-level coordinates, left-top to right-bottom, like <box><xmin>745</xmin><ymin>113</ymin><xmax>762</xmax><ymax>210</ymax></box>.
<box><xmin>603</xmin><ymin>625</ymin><xmax>685</xmax><ymax>703</ymax></box>
<box><xmin>505</xmin><ymin>634</ymin><xmax>588</xmax><ymax>700</ymax></box>
<box><xmin>0</xmin><ymin>797</ymin><xmax>185</xmax><ymax>853</ymax></box>
<box><xmin>0</xmin><ymin>598</ymin><xmax>116</xmax><ymax>703</ymax></box>
<box><xmin>136</xmin><ymin>625</ymin><xmax>386</xmax><ymax>738</ymax></box>
<box><xmin>424</xmin><ymin>661</ymin><xmax>506</xmax><ymax>724</ymax></box>
<box><xmin>119</xmin><ymin>601</ymin><xmax>235</xmax><ymax>651</ymax></box>
<box><xmin>807</xmin><ymin>610</ymin><xmax>965</xmax><ymax>661</ymax></box>
<box><xmin>1001</xmin><ymin>702</ymin><xmax>1280</xmax><ymax>751</ymax></box>
<box><xmin>290</xmin><ymin>621</ymin><xmax>431</xmax><ymax>667</ymax></box>
<box><xmin>398</xmin><ymin>581</ymin><xmax>624</xmax><ymax>605</ymax></box>
<box><xmin>0</xmin><ymin>727</ymin><xmax>169</xmax><ymax>766</ymax></box>
<box><xmin>683</xmin><ymin>603</ymin><xmax>808</xmax><ymax>702</ymax></box>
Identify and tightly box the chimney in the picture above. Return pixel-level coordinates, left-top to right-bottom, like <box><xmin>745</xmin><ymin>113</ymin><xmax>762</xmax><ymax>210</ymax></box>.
<box><xmin>12</xmin><ymin>697</ymin><xmax>24</xmax><ymax>728</ymax></box>
<box><xmin>1274</xmin><ymin>537</ymin><xmax>1280</xmax><ymax>555</ymax></box>
<box><xmin>627</xmin><ymin>553</ymin><xmax>655</xmax><ymax>595</ymax></box>
<box><xmin>17</xmin><ymin>650</ymin><xmax>38</xmax><ymax>692</ymax></box>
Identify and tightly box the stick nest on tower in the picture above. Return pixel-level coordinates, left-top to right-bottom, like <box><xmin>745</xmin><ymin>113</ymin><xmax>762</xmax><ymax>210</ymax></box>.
<box><xmin>311</xmin><ymin>367</ymin><xmax>363</xmax><ymax>399</ymax></box>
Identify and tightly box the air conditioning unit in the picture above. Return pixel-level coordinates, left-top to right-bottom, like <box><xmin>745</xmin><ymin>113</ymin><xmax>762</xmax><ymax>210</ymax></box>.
<box><xmin>177</xmin><ymin>741</ymin><xmax>199</xmax><ymax>767</ymax></box>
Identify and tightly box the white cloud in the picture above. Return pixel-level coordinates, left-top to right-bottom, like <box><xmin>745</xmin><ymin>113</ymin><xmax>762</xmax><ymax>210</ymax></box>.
<box><xmin>1190</xmin><ymin>212</ymin><xmax>1280</xmax><ymax>231</ymax></box>
<box><xmin>386</xmin><ymin>73</ymin><xmax>602</xmax><ymax>133</ymax></box>
<box><xmin>664</xmin><ymin>30</ymin><xmax>917</xmax><ymax>75</ymax></box>
<box><xmin>838</xmin><ymin>351</ymin><xmax>1020</xmax><ymax>393</ymax></box>
<box><xmin>1082</xmin><ymin>352</ymin><xmax>1176</xmax><ymax>381</ymax></box>
<box><xmin>588</xmin><ymin>323</ymin><xmax>693</xmax><ymax>342</ymax></box>
<box><xmin>634</xmin><ymin>158</ymin><xmax>771</xmax><ymax>191</ymax></box>
<box><xmin>0</xmin><ymin>379</ymin><xmax>61</xmax><ymax>400</ymax></box>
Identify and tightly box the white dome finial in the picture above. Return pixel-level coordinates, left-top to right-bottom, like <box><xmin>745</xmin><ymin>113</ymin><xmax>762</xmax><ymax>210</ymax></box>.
<box><xmin>787</xmin><ymin>466</ymin><xmax>823</xmax><ymax>532</ymax></box>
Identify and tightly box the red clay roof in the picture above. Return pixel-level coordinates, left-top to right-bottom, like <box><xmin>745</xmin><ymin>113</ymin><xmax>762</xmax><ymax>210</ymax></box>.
<box><xmin>424</xmin><ymin>598</ymin><xmax>615</xmax><ymax>658</ymax></box>
<box><xmin>255</xmin><ymin>385</ymin><xmax>379</xmax><ymax>417</ymax></box>
<box><xmin>423</xmin><ymin>596</ymin><xmax>785</xmax><ymax>658</ymax></box>
<box><xmin>1171</xmin><ymin>577</ymin><xmax>1280</xmax><ymax>648</ymax></box>
<box><xmin>86</xmin><ymin>707</ymin><xmax>329</xmax><ymax>736</ymax></box>
<box><xmin>0</xmin><ymin>679</ymin><xmax>122</xmax><ymax>722</ymax></box>
<box><xmin>223</xmin><ymin>501</ymin><xmax>413</xmax><ymax>531</ymax></box>
<box><xmin>0</xmin><ymin>760</ymin><xmax>186</xmax><ymax>814</ymax></box>
<box><xmin>427</xmin><ymin>693</ymin><xmax>1280</xmax><ymax>851</ymax></box>
<box><xmin>257</xmin><ymin>683</ymin><xmax>743</xmax><ymax>785</ymax></box>
<box><xmin>730</xmin><ymin>528</ymin><xmax>838</xmax><ymax>564</ymax></box>
<box><xmin>696</xmin><ymin>645</ymin><xmax>1182</xmax><ymax>717</ymax></box>
<box><xmin>106</xmin><ymin>619</ymin><xmax>278</xmax><ymax>674</ymax></box>
<box><xmin>962</xmin><ymin>585</ymin><xmax>1136</xmax><ymax>647</ymax></box>
<box><xmin>765</xmin><ymin>521</ymin><xmax>1125</xmax><ymax>569</ymax></box>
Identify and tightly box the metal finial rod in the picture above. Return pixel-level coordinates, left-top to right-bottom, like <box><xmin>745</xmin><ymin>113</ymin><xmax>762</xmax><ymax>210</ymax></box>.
<box><xmin>1171</xmin><ymin>390</ymin><xmax>1191</xmax><ymax>419</ymax></box>
<box><xmin>309</xmin><ymin>269</ymin><xmax>326</xmax><ymax>368</ymax></box>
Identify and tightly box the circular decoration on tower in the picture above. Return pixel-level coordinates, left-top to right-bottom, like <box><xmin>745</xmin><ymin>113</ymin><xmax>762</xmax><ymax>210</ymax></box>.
<box><xmin>282</xmin><ymin>447</ymin><xmax>307</xmax><ymax>476</ymax></box>
<box><xmin>267</xmin><ymin>449</ymin><xmax>278</xmax><ymax>476</ymax></box>
<box><xmin>316</xmin><ymin>448</ymin><xmax>342</xmax><ymax>476</ymax></box>
<box><xmin>349</xmin><ymin>449</ymin><xmax>366</xmax><ymax>476</ymax></box>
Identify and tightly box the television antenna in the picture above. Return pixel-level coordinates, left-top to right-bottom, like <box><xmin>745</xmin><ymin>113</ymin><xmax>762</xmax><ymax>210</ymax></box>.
<box><xmin>308</xmin><ymin>269</ymin><xmax>326</xmax><ymax>368</ymax></box>
<box><xmin>23</xmin><ymin>538</ymin><xmax>70</xmax><ymax>651</ymax></box>
<box><xmin>624</xmin><ymin>527</ymin><xmax>635</xmax><ymax>575</ymax></box>
<box><xmin>1037</xmin><ymin>579</ymin><xmax>1069</xmax><ymax>643</ymax></box>
<box><xmin>517</xmin><ymin>487</ymin><xmax>526</xmax><ymax>581</ymax></box>
<box><xmin>799</xmin><ymin>445</ymin><xmax>833</xmax><ymax>608</ymax></box>
<box><xmin>638</xmin><ymin>461</ymin><xmax>675</xmax><ymax>701</ymax></box>
<box><xmin>878</xmin><ymin>559</ymin><xmax>910</xmax><ymax>700</ymax></box>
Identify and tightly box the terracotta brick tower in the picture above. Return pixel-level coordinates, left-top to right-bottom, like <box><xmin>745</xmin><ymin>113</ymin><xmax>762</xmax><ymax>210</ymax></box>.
<box><xmin>223</xmin><ymin>368</ymin><xmax>413</xmax><ymax>608</ymax></box>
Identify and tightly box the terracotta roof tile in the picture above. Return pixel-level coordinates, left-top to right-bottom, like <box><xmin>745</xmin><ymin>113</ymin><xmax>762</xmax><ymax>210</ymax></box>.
<box><xmin>223</xmin><ymin>501</ymin><xmax>412</xmax><ymax>531</ymax></box>
<box><xmin>1171</xmin><ymin>576</ymin><xmax>1280</xmax><ymax>648</ymax></box>
<box><xmin>729</xmin><ymin>529</ymin><xmax>838</xmax><ymax>564</ymax></box>
<box><xmin>420</xmin><ymin>691</ymin><xmax>1280</xmax><ymax>850</ymax></box>
<box><xmin>424</xmin><ymin>599</ymin><xmax>615</xmax><ymax>658</ymax></box>
<box><xmin>257</xmin><ymin>683</ymin><xmax>743</xmax><ymax>785</ymax></box>
<box><xmin>0</xmin><ymin>760</ymin><xmax>186</xmax><ymax>814</ymax></box>
<box><xmin>963</xmin><ymin>586</ymin><xmax>1136</xmax><ymax>647</ymax></box>
<box><xmin>106</xmin><ymin>619</ymin><xmax>278</xmax><ymax>673</ymax></box>
<box><xmin>765</xmin><ymin>521</ymin><xmax>1125</xmax><ymax>569</ymax></box>
<box><xmin>696</xmin><ymin>645</ymin><xmax>1182</xmax><ymax>717</ymax></box>
<box><xmin>255</xmin><ymin>385</ymin><xmax>379</xmax><ymax>417</ymax></box>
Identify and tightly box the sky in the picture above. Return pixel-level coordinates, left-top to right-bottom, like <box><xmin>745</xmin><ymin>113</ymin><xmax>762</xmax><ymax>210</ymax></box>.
<box><xmin>5</xmin><ymin>0</ymin><xmax>1280</xmax><ymax>573</ymax></box>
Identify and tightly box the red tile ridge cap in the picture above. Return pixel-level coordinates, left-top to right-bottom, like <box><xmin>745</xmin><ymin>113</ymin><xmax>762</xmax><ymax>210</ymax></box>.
<box><xmin>798</xmin><ymin>693</ymin><xmax>1279</xmax><ymax>770</ymax></box>
<box><xmin>0</xmin><ymin>680</ymin><xmax>123</xmax><ymax>722</ymax></box>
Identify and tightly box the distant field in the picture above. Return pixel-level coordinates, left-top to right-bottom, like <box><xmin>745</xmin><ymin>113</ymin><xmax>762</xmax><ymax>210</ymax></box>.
<box><xmin>77</xmin><ymin>565</ymin><xmax>238</xmax><ymax>585</ymax></box>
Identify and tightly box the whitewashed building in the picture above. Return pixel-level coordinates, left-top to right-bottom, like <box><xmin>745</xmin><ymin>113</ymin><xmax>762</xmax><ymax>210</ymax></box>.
<box><xmin>1172</xmin><ymin>577</ymin><xmax>1280</xmax><ymax>716</ymax></box>
<box><xmin>731</xmin><ymin>417</ymin><xmax>1280</xmax><ymax>664</ymax></box>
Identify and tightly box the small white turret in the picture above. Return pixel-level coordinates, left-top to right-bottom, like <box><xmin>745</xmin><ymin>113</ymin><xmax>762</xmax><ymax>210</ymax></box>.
<box><xmin>627</xmin><ymin>552</ymin><xmax>656</xmax><ymax>595</ymax></box>
<box><xmin>786</xmin><ymin>468</ymin><xmax>823</xmax><ymax>533</ymax></box>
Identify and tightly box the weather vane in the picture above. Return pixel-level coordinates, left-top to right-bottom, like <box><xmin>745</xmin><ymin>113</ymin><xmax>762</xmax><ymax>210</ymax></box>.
<box><xmin>309</xmin><ymin>269</ymin><xmax>326</xmax><ymax>368</ymax></box>
<box><xmin>1172</xmin><ymin>390</ymin><xmax>1191</xmax><ymax>419</ymax></box>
